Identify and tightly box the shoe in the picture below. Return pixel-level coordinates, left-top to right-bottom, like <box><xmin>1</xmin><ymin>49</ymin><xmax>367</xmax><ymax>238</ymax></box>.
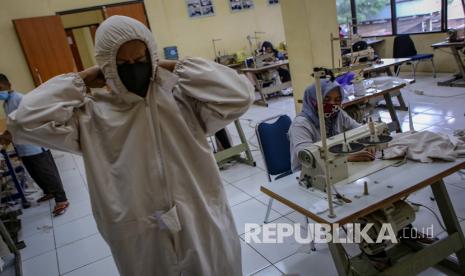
<box><xmin>37</xmin><ymin>194</ymin><xmax>54</xmax><ymax>203</ymax></box>
<box><xmin>52</xmin><ymin>202</ymin><xmax>70</xmax><ymax>216</ymax></box>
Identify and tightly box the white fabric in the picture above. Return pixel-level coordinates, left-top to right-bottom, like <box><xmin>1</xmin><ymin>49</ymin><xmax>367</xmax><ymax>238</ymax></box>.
<box><xmin>383</xmin><ymin>131</ymin><xmax>465</xmax><ymax>162</ymax></box>
<box><xmin>454</xmin><ymin>129</ymin><xmax>465</xmax><ymax>143</ymax></box>
<box><xmin>7</xmin><ymin>16</ymin><xmax>254</xmax><ymax>276</ymax></box>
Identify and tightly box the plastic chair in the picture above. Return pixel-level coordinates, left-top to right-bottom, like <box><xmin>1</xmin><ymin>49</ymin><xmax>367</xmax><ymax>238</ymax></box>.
<box><xmin>255</xmin><ymin>115</ymin><xmax>293</xmax><ymax>224</ymax></box>
<box><xmin>393</xmin><ymin>34</ymin><xmax>436</xmax><ymax>79</ymax></box>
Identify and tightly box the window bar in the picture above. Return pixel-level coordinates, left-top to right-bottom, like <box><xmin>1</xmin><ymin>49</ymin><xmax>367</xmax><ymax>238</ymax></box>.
<box><xmin>442</xmin><ymin>0</ymin><xmax>447</xmax><ymax>31</ymax></box>
<box><xmin>350</xmin><ymin>0</ymin><xmax>357</xmax><ymax>34</ymax></box>
<box><xmin>391</xmin><ymin>0</ymin><xmax>397</xmax><ymax>35</ymax></box>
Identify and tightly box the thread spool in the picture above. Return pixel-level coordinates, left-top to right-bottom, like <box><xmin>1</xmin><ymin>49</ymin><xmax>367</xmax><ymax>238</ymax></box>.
<box><xmin>363</xmin><ymin>181</ymin><xmax>369</xmax><ymax>195</ymax></box>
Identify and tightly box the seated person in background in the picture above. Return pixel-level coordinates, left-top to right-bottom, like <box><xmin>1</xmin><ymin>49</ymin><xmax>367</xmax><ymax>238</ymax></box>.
<box><xmin>0</xmin><ymin>74</ymin><xmax>69</xmax><ymax>216</ymax></box>
<box><xmin>260</xmin><ymin>41</ymin><xmax>291</xmax><ymax>83</ymax></box>
<box><xmin>289</xmin><ymin>79</ymin><xmax>375</xmax><ymax>172</ymax></box>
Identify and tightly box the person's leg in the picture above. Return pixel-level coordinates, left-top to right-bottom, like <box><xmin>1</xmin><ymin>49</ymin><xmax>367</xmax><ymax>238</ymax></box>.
<box><xmin>42</xmin><ymin>150</ymin><xmax>68</xmax><ymax>203</ymax></box>
<box><xmin>215</xmin><ymin>129</ymin><xmax>232</xmax><ymax>150</ymax></box>
<box><xmin>277</xmin><ymin>68</ymin><xmax>291</xmax><ymax>83</ymax></box>
<box><xmin>21</xmin><ymin>154</ymin><xmax>51</xmax><ymax>196</ymax></box>
<box><xmin>21</xmin><ymin>151</ymin><xmax>68</xmax><ymax>204</ymax></box>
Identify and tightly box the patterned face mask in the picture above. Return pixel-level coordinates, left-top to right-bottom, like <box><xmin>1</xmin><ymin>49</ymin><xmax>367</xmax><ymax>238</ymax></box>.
<box><xmin>323</xmin><ymin>103</ymin><xmax>341</xmax><ymax>118</ymax></box>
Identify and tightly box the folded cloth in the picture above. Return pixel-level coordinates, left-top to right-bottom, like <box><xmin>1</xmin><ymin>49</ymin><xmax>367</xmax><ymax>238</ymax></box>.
<box><xmin>454</xmin><ymin>129</ymin><xmax>465</xmax><ymax>143</ymax></box>
<box><xmin>383</xmin><ymin>131</ymin><xmax>465</xmax><ymax>162</ymax></box>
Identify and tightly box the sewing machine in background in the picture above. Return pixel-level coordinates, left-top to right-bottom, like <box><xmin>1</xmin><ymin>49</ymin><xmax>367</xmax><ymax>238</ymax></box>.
<box><xmin>337</xmin><ymin>23</ymin><xmax>379</xmax><ymax>67</ymax></box>
<box><xmin>215</xmin><ymin>54</ymin><xmax>238</xmax><ymax>66</ymax></box>
<box><xmin>253</xmin><ymin>53</ymin><xmax>275</xmax><ymax>68</ymax></box>
<box><xmin>447</xmin><ymin>28</ymin><xmax>465</xmax><ymax>42</ymax></box>
<box><xmin>342</xmin><ymin>47</ymin><xmax>376</xmax><ymax>67</ymax></box>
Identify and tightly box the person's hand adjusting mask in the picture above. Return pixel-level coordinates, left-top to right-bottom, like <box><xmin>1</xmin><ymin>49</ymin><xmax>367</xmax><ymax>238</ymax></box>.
<box><xmin>79</xmin><ymin>66</ymin><xmax>107</xmax><ymax>91</ymax></box>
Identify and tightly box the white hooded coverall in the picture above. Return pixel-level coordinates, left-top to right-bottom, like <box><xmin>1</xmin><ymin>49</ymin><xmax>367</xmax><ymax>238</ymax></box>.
<box><xmin>8</xmin><ymin>16</ymin><xmax>254</xmax><ymax>276</ymax></box>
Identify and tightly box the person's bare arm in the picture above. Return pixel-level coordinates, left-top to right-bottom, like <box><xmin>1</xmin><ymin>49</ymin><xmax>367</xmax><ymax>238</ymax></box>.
<box><xmin>348</xmin><ymin>149</ymin><xmax>376</xmax><ymax>162</ymax></box>
<box><xmin>158</xmin><ymin>60</ymin><xmax>178</xmax><ymax>72</ymax></box>
<box><xmin>79</xmin><ymin>66</ymin><xmax>107</xmax><ymax>91</ymax></box>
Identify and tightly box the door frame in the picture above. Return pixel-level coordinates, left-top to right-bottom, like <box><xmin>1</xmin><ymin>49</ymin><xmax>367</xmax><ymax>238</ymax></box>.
<box><xmin>56</xmin><ymin>0</ymin><xmax>151</xmax><ymax>29</ymax></box>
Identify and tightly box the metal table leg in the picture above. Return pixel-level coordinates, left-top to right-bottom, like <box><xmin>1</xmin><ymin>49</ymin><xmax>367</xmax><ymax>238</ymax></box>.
<box><xmin>234</xmin><ymin>120</ymin><xmax>255</xmax><ymax>165</ymax></box>
<box><xmin>0</xmin><ymin>220</ymin><xmax>22</xmax><ymax>276</ymax></box>
<box><xmin>328</xmin><ymin>241</ymin><xmax>350</xmax><ymax>276</ymax></box>
<box><xmin>430</xmin><ymin>180</ymin><xmax>465</xmax><ymax>275</ymax></box>
<box><xmin>451</xmin><ymin>47</ymin><xmax>465</xmax><ymax>81</ymax></box>
<box><xmin>437</xmin><ymin>47</ymin><xmax>465</xmax><ymax>88</ymax></box>
<box><xmin>376</xmin><ymin>68</ymin><xmax>409</xmax><ymax>111</ymax></box>
<box><xmin>395</xmin><ymin>93</ymin><xmax>408</xmax><ymax>111</ymax></box>
<box><xmin>256</xmin><ymin>80</ymin><xmax>269</xmax><ymax>107</ymax></box>
<box><xmin>382</xmin><ymin>93</ymin><xmax>402</xmax><ymax>133</ymax></box>
<box><xmin>378</xmin><ymin>91</ymin><xmax>409</xmax><ymax>111</ymax></box>
<box><xmin>214</xmin><ymin>120</ymin><xmax>255</xmax><ymax>167</ymax></box>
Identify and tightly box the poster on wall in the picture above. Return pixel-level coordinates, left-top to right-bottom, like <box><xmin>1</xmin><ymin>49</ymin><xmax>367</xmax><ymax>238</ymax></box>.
<box><xmin>187</xmin><ymin>0</ymin><xmax>215</xmax><ymax>18</ymax></box>
<box><xmin>229</xmin><ymin>0</ymin><xmax>254</xmax><ymax>12</ymax></box>
<box><xmin>268</xmin><ymin>0</ymin><xmax>279</xmax><ymax>4</ymax></box>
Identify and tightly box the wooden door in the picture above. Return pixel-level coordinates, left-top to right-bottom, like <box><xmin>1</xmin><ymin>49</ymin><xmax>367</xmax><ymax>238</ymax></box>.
<box><xmin>13</xmin><ymin>15</ymin><xmax>77</xmax><ymax>86</ymax></box>
<box><xmin>65</xmin><ymin>29</ymin><xmax>85</xmax><ymax>71</ymax></box>
<box><xmin>89</xmin><ymin>24</ymin><xmax>98</xmax><ymax>42</ymax></box>
<box><xmin>103</xmin><ymin>2</ymin><xmax>149</xmax><ymax>28</ymax></box>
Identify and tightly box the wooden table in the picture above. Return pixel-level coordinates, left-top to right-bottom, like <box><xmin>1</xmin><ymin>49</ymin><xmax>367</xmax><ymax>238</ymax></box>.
<box><xmin>241</xmin><ymin>60</ymin><xmax>292</xmax><ymax>107</ymax></box>
<box><xmin>261</xmin><ymin>159</ymin><xmax>465</xmax><ymax>275</ymax></box>
<box><xmin>431</xmin><ymin>41</ymin><xmax>465</xmax><ymax>88</ymax></box>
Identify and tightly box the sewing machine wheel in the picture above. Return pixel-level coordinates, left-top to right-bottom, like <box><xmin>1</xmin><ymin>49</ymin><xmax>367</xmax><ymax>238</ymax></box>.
<box><xmin>352</xmin><ymin>40</ymin><xmax>368</xmax><ymax>52</ymax></box>
<box><xmin>329</xmin><ymin>142</ymin><xmax>365</xmax><ymax>154</ymax></box>
<box><xmin>357</xmin><ymin>135</ymin><xmax>393</xmax><ymax>145</ymax></box>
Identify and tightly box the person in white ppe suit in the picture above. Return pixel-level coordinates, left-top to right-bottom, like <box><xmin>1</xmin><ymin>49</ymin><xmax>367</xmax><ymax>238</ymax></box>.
<box><xmin>8</xmin><ymin>16</ymin><xmax>254</xmax><ymax>276</ymax></box>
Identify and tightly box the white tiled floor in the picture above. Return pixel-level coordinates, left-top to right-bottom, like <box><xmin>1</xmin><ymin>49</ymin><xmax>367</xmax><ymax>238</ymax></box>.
<box><xmin>12</xmin><ymin>73</ymin><xmax>465</xmax><ymax>275</ymax></box>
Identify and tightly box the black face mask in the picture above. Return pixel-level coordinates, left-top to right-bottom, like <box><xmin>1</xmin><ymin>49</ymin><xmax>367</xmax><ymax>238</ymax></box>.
<box><xmin>117</xmin><ymin>61</ymin><xmax>152</xmax><ymax>98</ymax></box>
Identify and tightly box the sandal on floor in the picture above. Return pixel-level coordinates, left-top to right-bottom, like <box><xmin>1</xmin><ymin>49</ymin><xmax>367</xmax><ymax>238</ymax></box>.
<box><xmin>52</xmin><ymin>202</ymin><xmax>70</xmax><ymax>216</ymax></box>
<box><xmin>37</xmin><ymin>194</ymin><xmax>54</xmax><ymax>203</ymax></box>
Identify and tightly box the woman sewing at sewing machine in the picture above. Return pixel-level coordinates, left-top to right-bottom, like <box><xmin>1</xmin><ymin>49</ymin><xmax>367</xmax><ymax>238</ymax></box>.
<box><xmin>289</xmin><ymin>79</ymin><xmax>375</xmax><ymax>172</ymax></box>
<box><xmin>260</xmin><ymin>41</ymin><xmax>291</xmax><ymax>83</ymax></box>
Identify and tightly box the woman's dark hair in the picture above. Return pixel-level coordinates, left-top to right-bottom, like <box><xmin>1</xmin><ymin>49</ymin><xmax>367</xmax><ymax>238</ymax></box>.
<box><xmin>0</xmin><ymin>74</ymin><xmax>10</xmax><ymax>86</ymax></box>
<box><xmin>261</xmin><ymin>41</ymin><xmax>278</xmax><ymax>57</ymax></box>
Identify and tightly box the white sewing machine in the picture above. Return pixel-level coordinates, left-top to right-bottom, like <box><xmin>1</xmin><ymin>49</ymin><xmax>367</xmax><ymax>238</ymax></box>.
<box><xmin>298</xmin><ymin>121</ymin><xmax>392</xmax><ymax>192</ymax></box>
<box><xmin>343</xmin><ymin>47</ymin><xmax>375</xmax><ymax>66</ymax></box>
<box><xmin>260</xmin><ymin>68</ymin><xmax>463</xmax><ymax>271</ymax></box>
<box><xmin>297</xmin><ymin>120</ymin><xmax>417</xmax><ymax>256</ymax></box>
